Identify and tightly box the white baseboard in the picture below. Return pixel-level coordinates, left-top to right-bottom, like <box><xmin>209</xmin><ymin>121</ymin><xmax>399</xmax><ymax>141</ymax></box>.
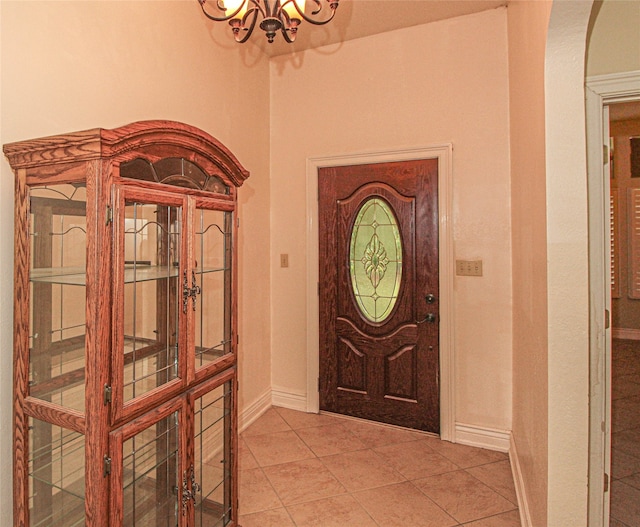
<box><xmin>238</xmin><ymin>387</ymin><xmax>272</xmax><ymax>433</ymax></box>
<box><xmin>510</xmin><ymin>434</ymin><xmax>532</xmax><ymax>527</ymax></box>
<box><xmin>454</xmin><ymin>422</ymin><xmax>511</xmax><ymax>453</ymax></box>
<box><xmin>271</xmin><ymin>386</ymin><xmax>307</xmax><ymax>412</ymax></box>
<box><xmin>612</xmin><ymin>327</ymin><xmax>640</xmax><ymax>340</ymax></box>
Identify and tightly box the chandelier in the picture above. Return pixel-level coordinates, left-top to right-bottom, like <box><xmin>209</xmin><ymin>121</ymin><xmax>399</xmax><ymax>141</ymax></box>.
<box><xmin>198</xmin><ymin>0</ymin><xmax>340</xmax><ymax>44</ymax></box>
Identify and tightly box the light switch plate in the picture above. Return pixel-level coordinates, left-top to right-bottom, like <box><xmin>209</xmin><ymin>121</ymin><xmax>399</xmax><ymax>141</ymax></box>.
<box><xmin>456</xmin><ymin>259</ymin><xmax>483</xmax><ymax>276</ymax></box>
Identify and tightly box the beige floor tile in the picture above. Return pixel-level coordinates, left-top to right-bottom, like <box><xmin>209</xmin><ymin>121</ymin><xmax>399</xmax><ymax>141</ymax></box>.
<box><xmin>321</xmin><ymin>448</ymin><xmax>405</xmax><ymax>491</ymax></box>
<box><xmin>421</xmin><ymin>437</ymin><xmax>508</xmax><ymax>468</ymax></box>
<box><xmin>276</xmin><ymin>407</ymin><xmax>343</xmax><ymax>429</ymax></box>
<box><xmin>296</xmin><ymin>423</ymin><xmax>367</xmax><ymax>457</ymax></box>
<box><xmin>243</xmin><ymin>430</ymin><xmax>315</xmax><ymax>467</ymax></box>
<box><xmin>466</xmin><ymin>460</ymin><xmax>518</xmax><ymax>505</ymax></box>
<box><xmin>263</xmin><ymin>458</ymin><xmax>347</xmax><ymax>505</ymax></box>
<box><xmin>374</xmin><ymin>439</ymin><xmax>460</xmax><ymax>480</ymax></box>
<box><xmin>342</xmin><ymin>418</ymin><xmax>427</xmax><ymax>447</ymax></box>
<box><xmin>353</xmin><ymin>481</ymin><xmax>457</xmax><ymax>527</ymax></box>
<box><xmin>462</xmin><ymin>509</ymin><xmax>521</xmax><ymax>527</ymax></box>
<box><xmin>238</xmin><ymin>437</ymin><xmax>259</xmax><ymax>470</ymax></box>
<box><xmin>241</xmin><ymin>407</ymin><xmax>292</xmax><ymax>437</ymax></box>
<box><xmin>287</xmin><ymin>494</ymin><xmax>378</xmax><ymax>527</ymax></box>
<box><xmin>238</xmin><ymin>507</ymin><xmax>296</xmax><ymax>527</ymax></box>
<box><xmin>414</xmin><ymin>470</ymin><xmax>516</xmax><ymax>524</ymax></box>
<box><xmin>238</xmin><ymin>467</ymin><xmax>282</xmax><ymax>515</ymax></box>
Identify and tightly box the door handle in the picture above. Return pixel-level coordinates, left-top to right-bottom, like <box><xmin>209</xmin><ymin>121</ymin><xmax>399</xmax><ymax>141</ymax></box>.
<box><xmin>417</xmin><ymin>313</ymin><xmax>437</xmax><ymax>324</ymax></box>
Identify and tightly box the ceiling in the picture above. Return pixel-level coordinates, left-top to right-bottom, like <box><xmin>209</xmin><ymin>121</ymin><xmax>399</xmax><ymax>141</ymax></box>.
<box><xmin>247</xmin><ymin>0</ymin><xmax>507</xmax><ymax>56</ymax></box>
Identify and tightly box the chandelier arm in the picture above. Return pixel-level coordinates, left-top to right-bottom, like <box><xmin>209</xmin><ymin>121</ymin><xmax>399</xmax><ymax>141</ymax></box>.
<box><xmin>234</xmin><ymin>8</ymin><xmax>260</xmax><ymax>43</ymax></box>
<box><xmin>280</xmin><ymin>22</ymin><xmax>297</xmax><ymax>43</ymax></box>
<box><xmin>290</xmin><ymin>0</ymin><xmax>339</xmax><ymax>26</ymax></box>
<box><xmin>199</xmin><ymin>0</ymin><xmax>240</xmax><ymax>21</ymax></box>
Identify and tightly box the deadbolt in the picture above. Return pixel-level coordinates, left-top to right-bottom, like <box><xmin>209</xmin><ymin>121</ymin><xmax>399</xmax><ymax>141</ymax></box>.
<box><xmin>425</xmin><ymin>294</ymin><xmax>436</xmax><ymax>304</ymax></box>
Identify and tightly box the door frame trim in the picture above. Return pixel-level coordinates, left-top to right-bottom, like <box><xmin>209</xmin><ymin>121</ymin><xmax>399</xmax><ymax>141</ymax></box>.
<box><xmin>585</xmin><ymin>70</ymin><xmax>640</xmax><ymax>527</ymax></box>
<box><xmin>305</xmin><ymin>144</ymin><xmax>454</xmax><ymax>441</ymax></box>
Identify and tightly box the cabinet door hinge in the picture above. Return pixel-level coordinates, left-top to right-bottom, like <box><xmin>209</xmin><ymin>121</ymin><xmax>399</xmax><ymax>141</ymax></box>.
<box><xmin>103</xmin><ymin>384</ymin><xmax>112</xmax><ymax>405</ymax></box>
<box><xmin>604</xmin><ymin>472</ymin><xmax>610</xmax><ymax>493</ymax></box>
<box><xmin>106</xmin><ymin>205</ymin><xmax>113</xmax><ymax>225</ymax></box>
<box><xmin>103</xmin><ymin>455</ymin><xmax>112</xmax><ymax>477</ymax></box>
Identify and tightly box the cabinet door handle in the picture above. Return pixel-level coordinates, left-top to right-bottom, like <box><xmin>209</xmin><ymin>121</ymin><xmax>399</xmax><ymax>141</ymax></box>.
<box><xmin>183</xmin><ymin>271</ymin><xmax>202</xmax><ymax>313</ymax></box>
<box><xmin>181</xmin><ymin>465</ymin><xmax>200</xmax><ymax>515</ymax></box>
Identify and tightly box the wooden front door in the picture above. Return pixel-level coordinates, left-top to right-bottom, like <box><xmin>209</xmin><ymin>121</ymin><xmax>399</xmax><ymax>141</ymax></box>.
<box><xmin>318</xmin><ymin>159</ymin><xmax>439</xmax><ymax>433</ymax></box>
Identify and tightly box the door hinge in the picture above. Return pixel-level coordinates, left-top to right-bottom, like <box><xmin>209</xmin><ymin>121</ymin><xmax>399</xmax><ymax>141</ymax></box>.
<box><xmin>103</xmin><ymin>455</ymin><xmax>112</xmax><ymax>477</ymax></box>
<box><xmin>605</xmin><ymin>309</ymin><xmax>610</xmax><ymax>330</ymax></box>
<box><xmin>603</xmin><ymin>144</ymin><xmax>609</xmax><ymax>165</ymax></box>
<box><xmin>106</xmin><ymin>205</ymin><xmax>113</xmax><ymax>225</ymax></box>
<box><xmin>103</xmin><ymin>384</ymin><xmax>112</xmax><ymax>405</ymax></box>
<box><xmin>318</xmin><ymin>377</ymin><xmax>320</xmax><ymax>392</ymax></box>
<box><xmin>236</xmin><ymin>217</ymin><xmax>240</xmax><ymax>228</ymax></box>
<box><xmin>604</xmin><ymin>472</ymin><xmax>610</xmax><ymax>493</ymax></box>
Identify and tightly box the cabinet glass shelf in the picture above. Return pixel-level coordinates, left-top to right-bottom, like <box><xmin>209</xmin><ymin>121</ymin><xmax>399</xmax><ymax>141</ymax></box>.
<box><xmin>30</xmin><ymin>265</ymin><xmax>228</xmax><ymax>285</ymax></box>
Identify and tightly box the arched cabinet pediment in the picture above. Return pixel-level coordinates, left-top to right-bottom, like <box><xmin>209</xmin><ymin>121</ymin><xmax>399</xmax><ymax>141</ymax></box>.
<box><xmin>3</xmin><ymin>121</ymin><xmax>248</xmax><ymax>527</ymax></box>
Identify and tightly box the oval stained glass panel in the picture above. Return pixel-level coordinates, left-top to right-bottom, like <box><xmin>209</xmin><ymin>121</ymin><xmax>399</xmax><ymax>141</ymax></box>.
<box><xmin>349</xmin><ymin>197</ymin><xmax>402</xmax><ymax>323</ymax></box>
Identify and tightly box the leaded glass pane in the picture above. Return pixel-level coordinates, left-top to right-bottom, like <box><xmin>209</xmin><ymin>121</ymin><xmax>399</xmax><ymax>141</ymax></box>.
<box><xmin>349</xmin><ymin>198</ymin><xmax>402</xmax><ymax>323</ymax></box>
<box><xmin>122</xmin><ymin>412</ymin><xmax>180</xmax><ymax>526</ymax></box>
<box><xmin>194</xmin><ymin>209</ymin><xmax>232</xmax><ymax>370</ymax></box>
<box><xmin>29</xmin><ymin>184</ymin><xmax>87</xmax><ymax>414</ymax></box>
<box><xmin>194</xmin><ymin>382</ymin><xmax>233</xmax><ymax>526</ymax></box>
<box><xmin>123</xmin><ymin>202</ymin><xmax>181</xmax><ymax>402</ymax></box>
<box><xmin>28</xmin><ymin>418</ymin><xmax>85</xmax><ymax>527</ymax></box>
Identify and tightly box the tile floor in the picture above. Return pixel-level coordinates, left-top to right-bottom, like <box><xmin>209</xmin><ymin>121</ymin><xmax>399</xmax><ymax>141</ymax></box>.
<box><xmin>610</xmin><ymin>338</ymin><xmax>640</xmax><ymax>527</ymax></box>
<box><xmin>238</xmin><ymin>407</ymin><xmax>520</xmax><ymax>527</ymax></box>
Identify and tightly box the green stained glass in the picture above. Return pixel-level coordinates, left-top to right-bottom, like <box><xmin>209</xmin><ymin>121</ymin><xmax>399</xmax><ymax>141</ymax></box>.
<box><xmin>349</xmin><ymin>198</ymin><xmax>402</xmax><ymax>323</ymax></box>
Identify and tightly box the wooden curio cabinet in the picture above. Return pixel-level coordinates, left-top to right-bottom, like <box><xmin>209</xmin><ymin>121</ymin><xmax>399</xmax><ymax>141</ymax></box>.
<box><xmin>3</xmin><ymin>121</ymin><xmax>249</xmax><ymax>527</ymax></box>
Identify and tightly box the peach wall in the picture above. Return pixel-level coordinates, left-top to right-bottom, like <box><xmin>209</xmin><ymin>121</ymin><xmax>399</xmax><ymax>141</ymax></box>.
<box><xmin>0</xmin><ymin>2</ymin><xmax>272</xmax><ymax>522</ymax></box>
<box><xmin>269</xmin><ymin>8</ymin><xmax>513</xmax><ymax>432</ymax></box>
<box><xmin>507</xmin><ymin>1</ymin><xmax>551</xmax><ymax>525</ymax></box>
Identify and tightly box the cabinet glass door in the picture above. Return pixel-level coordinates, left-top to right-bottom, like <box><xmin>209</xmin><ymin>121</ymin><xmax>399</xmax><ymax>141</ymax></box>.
<box><xmin>111</xmin><ymin>399</ymin><xmax>184</xmax><ymax>527</ymax></box>
<box><xmin>29</xmin><ymin>184</ymin><xmax>87</xmax><ymax>414</ymax></box>
<box><xmin>194</xmin><ymin>206</ymin><xmax>233</xmax><ymax>374</ymax></box>
<box><xmin>28</xmin><ymin>418</ymin><xmax>85</xmax><ymax>527</ymax></box>
<box><xmin>191</xmin><ymin>372</ymin><xmax>235</xmax><ymax>527</ymax></box>
<box><xmin>122</xmin><ymin>412</ymin><xmax>180</xmax><ymax>526</ymax></box>
<box><xmin>113</xmin><ymin>187</ymin><xmax>187</xmax><ymax>417</ymax></box>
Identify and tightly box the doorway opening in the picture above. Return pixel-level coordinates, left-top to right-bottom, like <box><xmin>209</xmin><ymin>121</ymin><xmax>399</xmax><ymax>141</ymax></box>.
<box><xmin>607</xmin><ymin>100</ymin><xmax>640</xmax><ymax>526</ymax></box>
<box><xmin>586</xmin><ymin>73</ymin><xmax>640</xmax><ymax>527</ymax></box>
